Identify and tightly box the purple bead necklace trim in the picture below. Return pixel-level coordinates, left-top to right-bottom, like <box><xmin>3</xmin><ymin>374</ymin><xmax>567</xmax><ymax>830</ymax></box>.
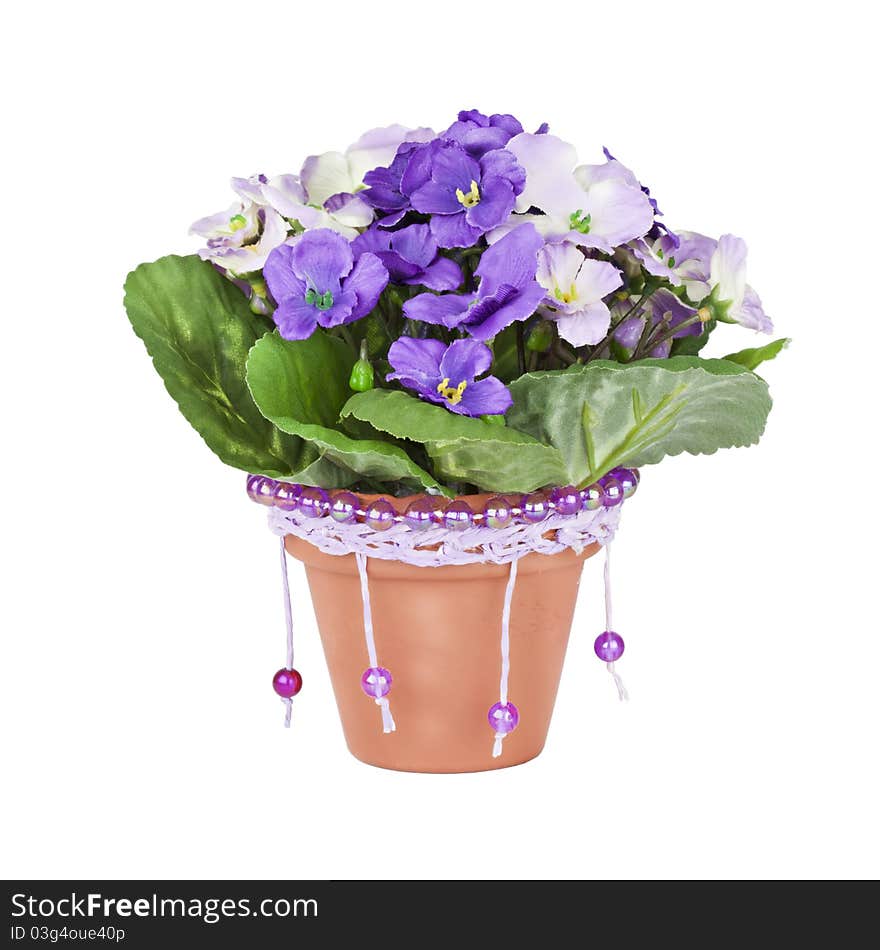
<box><xmin>246</xmin><ymin>468</ymin><xmax>639</xmax><ymax>531</ymax></box>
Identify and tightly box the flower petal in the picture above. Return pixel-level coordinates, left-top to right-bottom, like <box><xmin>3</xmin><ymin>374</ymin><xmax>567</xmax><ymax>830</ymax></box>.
<box><xmin>536</xmin><ymin>243</ymin><xmax>584</xmax><ymax>296</ymax></box>
<box><xmin>315</xmin><ymin>289</ymin><xmax>358</xmax><ymax>328</ymax></box>
<box><xmin>465</xmin><ymin>178</ymin><xmax>515</xmax><ymax>231</ymax></box>
<box><xmin>465</xmin><ymin>280</ymin><xmax>546</xmax><ymax>341</ymax></box>
<box><xmin>263</xmin><ymin>244</ymin><xmax>305</xmax><ymax>303</ymax></box>
<box><xmin>411</xmin><ymin>256</ymin><xmax>463</xmax><ymax>291</ymax></box>
<box><xmin>403</xmin><ymin>291</ymin><xmax>474</xmax><ymax>326</ymax></box>
<box><xmin>505</xmin><ymin>133</ymin><xmax>585</xmax><ymax>215</ymax></box>
<box><xmin>289</xmin><ymin>229</ymin><xmax>353</xmax><ymax>292</ymax></box>
<box><xmin>554</xmin><ymin>300</ymin><xmax>612</xmax><ymax>346</ymax></box>
<box><xmin>479</xmin><ymin>148</ymin><xmax>526</xmax><ymax>195</ymax></box>
<box><xmin>430</xmin><ymin>142</ymin><xmax>482</xmax><ymax>190</ymax></box>
<box><xmin>429</xmin><ymin>211</ymin><xmax>482</xmax><ymax>249</ymax></box>
<box><xmin>325</xmin><ymin>193</ymin><xmax>374</xmax><ymax>228</ymax></box>
<box><xmin>455</xmin><ymin>376</ymin><xmax>513</xmax><ymax>416</ymax></box>
<box><xmin>409</xmin><ymin>180</ymin><xmax>461</xmax><ymax>215</ymax></box>
<box><xmin>300</xmin><ymin>151</ymin><xmax>355</xmax><ymax>206</ymax></box>
<box><xmin>261</xmin><ymin>174</ymin><xmax>307</xmax><ymax>217</ymax></box>
<box><xmin>439</xmin><ymin>338</ymin><xmax>492</xmax><ymax>382</ymax></box>
<box><xmin>731</xmin><ymin>284</ymin><xmax>773</xmax><ymax>333</ymax></box>
<box><xmin>273</xmin><ymin>297</ymin><xmax>319</xmax><ymax>340</ymax></box>
<box><xmin>389</xmin><ymin>223</ymin><xmax>437</xmax><ymax>268</ymax></box>
<box><xmin>387</xmin><ymin>336</ymin><xmax>446</xmax><ymax>381</ymax></box>
<box><xmin>343</xmin><ymin>252</ymin><xmax>389</xmax><ymax>319</ymax></box>
<box><xmin>476</xmin><ymin>222</ymin><xmax>542</xmax><ymax>294</ymax></box>
<box><xmin>574</xmin><ymin>258</ymin><xmax>623</xmax><ymax>305</ymax></box>
<box><xmin>710</xmin><ymin>233</ymin><xmax>748</xmax><ymax>308</ymax></box>
<box><xmin>580</xmin><ymin>178</ymin><xmax>654</xmax><ymax>246</ymax></box>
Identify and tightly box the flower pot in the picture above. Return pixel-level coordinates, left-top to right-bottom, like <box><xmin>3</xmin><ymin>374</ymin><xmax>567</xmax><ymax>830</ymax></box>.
<box><xmin>286</xmin><ymin>509</ymin><xmax>600</xmax><ymax>773</ymax></box>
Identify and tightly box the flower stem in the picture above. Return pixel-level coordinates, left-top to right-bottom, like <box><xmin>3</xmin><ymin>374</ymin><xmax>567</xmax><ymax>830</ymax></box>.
<box><xmin>516</xmin><ymin>323</ymin><xmax>526</xmax><ymax>375</ymax></box>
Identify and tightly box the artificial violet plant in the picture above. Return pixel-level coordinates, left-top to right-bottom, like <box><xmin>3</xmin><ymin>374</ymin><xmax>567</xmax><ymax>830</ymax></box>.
<box><xmin>124</xmin><ymin>109</ymin><xmax>784</xmax><ymax>497</ymax></box>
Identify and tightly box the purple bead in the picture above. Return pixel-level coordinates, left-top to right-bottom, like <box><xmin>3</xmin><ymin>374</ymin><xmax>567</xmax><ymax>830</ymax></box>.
<box><xmin>246</xmin><ymin>474</ymin><xmax>276</xmax><ymax>505</ymax></box>
<box><xmin>594</xmin><ymin>630</ymin><xmax>625</xmax><ymax>662</ymax></box>
<box><xmin>487</xmin><ymin>701</ymin><xmax>519</xmax><ymax>734</ymax></box>
<box><xmin>580</xmin><ymin>484</ymin><xmax>603</xmax><ymax>511</ymax></box>
<box><xmin>550</xmin><ymin>485</ymin><xmax>581</xmax><ymax>516</ymax></box>
<box><xmin>299</xmin><ymin>485</ymin><xmax>329</xmax><ymax>517</ymax></box>
<box><xmin>443</xmin><ymin>499</ymin><xmax>474</xmax><ymax>531</ymax></box>
<box><xmin>273</xmin><ymin>481</ymin><xmax>302</xmax><ymax>511</ymax></box>
<box><xmin>404</xmin><ymin>496</ymin><xmax>440</xmax><ymax>531</ymax></box>
<box><xmin>273</xmin><ymin>668</ymin><xmax>303</xmax><ymax>698</ymax></box>
<box><xmin>600</xmin><ymin>475</ymin><xmax>624</xmax><ymax>507</ymax></box>
<box><xmin>329</xmin><ymin>491</ymin><xmax>359</xmax><ymax>523</ymax></box>
<box><xmin>361</xmin><ymin>666</ymin><xmax>392</xmax><ymax>698</ymax></box>
<box><xmin>364</xmin><ymin>497</ymin><xmax>396</xmax><ymax>531</ymax></box>
<box><xmin>521</xmin><ymin>491</ymin><xmax>550</xmax><ymax>523</ymax></box>
<box><xmin>609</xmin><ymin>467</ymin><xmax>638</xmax><ymax>499</ymax></box>
<box><xmin>483</xmin><ymin>495</ymin><xmax>513</xmax><ymax>529</ymax></box>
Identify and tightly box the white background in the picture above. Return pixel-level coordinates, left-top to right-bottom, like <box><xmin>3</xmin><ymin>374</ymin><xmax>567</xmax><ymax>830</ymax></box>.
<box><xmin>3</xmin><ymin>0</ymin><xmax>878</xmax><ymax>880</ymax></box>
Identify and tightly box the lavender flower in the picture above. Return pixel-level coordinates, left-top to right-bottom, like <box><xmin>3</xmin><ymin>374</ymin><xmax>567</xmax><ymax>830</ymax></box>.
<box><xmin>190</xmin><ymin>200</ymin><xmax>288</xmax><ymax>275</ymax></box>
<box><xmin>386</xmin><ymin>337</ymin><xmax>512</xmax><ymax>416</ymax></box>
<box><xmin>403</xmin><ymin>223</ymin><xmax>546</xmax><ymax>340</ymax></box>
<box><xmin>536</xmin><ymin>243</ymin><xmax>623</xmax><ymax>346</ymax></box>
<box><xmin>442</xmin><ymin>110</ymin><xmax>524</xmax><ymax>158</ymax></box>
<box><xmin>662</xmin><ymin>232</ymin><xmax>772</xmax><ymax>332</ymax></box>
<box><xmin>351</xmin><ymin>224</ymin><xmax>462</xmax><ymax>291</ymax></box>
<box><xmin>263</xmin><ymin>229</ymin><xmax>388</xmax><ymax>340</ymax></box>
<box><xmin>408</xmin><ymin>141</ymin><xmax>526</xmax><ymax>247</ymax></box>
<box><xmin>491</xmin><ymin>133</ymin><xmax>655</xmax><ymax>252</ymax></box>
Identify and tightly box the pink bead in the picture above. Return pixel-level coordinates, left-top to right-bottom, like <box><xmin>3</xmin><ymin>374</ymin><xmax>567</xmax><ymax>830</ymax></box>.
<box><xmin>443</xmin><ymin>499</ymin><xmax>474</xmax><ymax>531</ymax></box>
<box><xmin>600</xmin><ymin>475</ymin><xmax>624</xmax><ymax>507</ymax></box>
<box><xmin>594</xmin><ymin>631</ymin><xmax>624</xmax><ymax>662</ymax></box>
<box><xmin>272</xmin><ymin>668</ymin><xmax>303</xmax><ymax>698</ymax></box>
<box><xmin>580</xmin><ymin>484</ymin><xmax>603</xmax><ymax>511</ymax></box>
<box><xmin>273</xmin><ymin>481</ymin><xmax>302</xmax><ymax>511</ymax></box>
<box><xmin>299</xmin><ymin>485</ymin><xmax>329</xmax><ymax>517</ymax></box>
<box><xmin>329</xmin><ymin>491</ymin><xmax>359</xmax><ymax>523</ymax></box>
<box><xmin>361</xmin><ymin>667</ymin><xmax>392</xmax><ymax>698</ymax></box>
<box><xmin>404</xmin><ymin>496</ymin><xmax>440</xmax><ymax>531</ymax></box>
<box><xmin>550</xmin><ymin>485</ymin><xmax>581</xmax><ymax>516</ymax></box>
<box><xmin>487</xmin><ymin>701</ymin><xmax>519</xmax><ymax>734</ymax></box>
<box><xmin>246</xmin><ymin>474</ymin><xmax>276</xmax><ymax>505</ymax></box>
<box><xmin>364</xmin><ymin>497</ymin><xmax>396</xmax><ymax>531</ymax></box>
<box><xmin>483</xmin><ymin>495</ymin><xmax>513</xmax><ymax>529</ymax></box>
<box><xmin>521</xmin><ymin>491</ymin><xmax>550</xmax><ymax>523</ymax></box>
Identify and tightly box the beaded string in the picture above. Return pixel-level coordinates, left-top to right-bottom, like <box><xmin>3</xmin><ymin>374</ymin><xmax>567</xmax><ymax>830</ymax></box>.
<box><xmin>270</xmin><ymin>538</ymin><xmax>303</xmax><ymax>723</ymax></box>
<box><xmin>279</xmin><ymin>538</ymin><xmax>295</xmax><ymax>725</ymax></box>
<box><xmin>490</xmin><ymin>557</ymin><xmax>521</xmax><ymax>758</ymax></box>
<box><xmin>355</xmin><ymin>553</ymin><xmax>396</xmax><ymax>734</ymax></box>
<box><xmin>603</xmin><ymin>545</ymin><xmax>629</xmax><ymax>702</ymax></box>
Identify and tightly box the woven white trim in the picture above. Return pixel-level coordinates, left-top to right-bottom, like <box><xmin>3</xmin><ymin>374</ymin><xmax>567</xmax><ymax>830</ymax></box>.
<box><xmin>268</xmin><ymin>502</ymin><xmax>623</xmax><ymax>567</ymax></box>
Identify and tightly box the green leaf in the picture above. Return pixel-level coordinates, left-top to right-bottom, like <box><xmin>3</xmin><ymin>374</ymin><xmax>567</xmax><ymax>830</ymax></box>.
<box><xmin>506</xmin><ymin>357</ymin><xmax>772</xmax><ymax>485</ymax></box>
<box><xmin>670</xmin><ymin>318</ymin><xmax>715</xmax><ymax>356</ymax></box>
<box><xmin>246</xmin><ymin>332</ymin><xmax>449</xmax><ymax>493</ymax></box>
<box><xmin>723</xmin><ymin>337</ymin><xmax>790</xmax><ymax>371</ymax></box>
<box><xmin>341</xmin><ymin>389</ymin><xmax>568</xmax><ymax>492</ymax></box>
<box><xmin>123</xmin><ymin>254</ymin><xmax>322</xmax><ymax>478</ymax></box>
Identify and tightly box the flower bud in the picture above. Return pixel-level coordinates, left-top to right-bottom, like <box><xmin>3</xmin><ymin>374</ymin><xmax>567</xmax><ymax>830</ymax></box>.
<box><xmin>349</xmin><ymin>341</ymin><xmax>374</xmax><ymax>392</ymax></box>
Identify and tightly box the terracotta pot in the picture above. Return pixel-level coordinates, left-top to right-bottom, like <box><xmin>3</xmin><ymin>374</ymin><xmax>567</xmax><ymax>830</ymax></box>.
<box><xmin>286</xmin><ymin>493</ymin><xmax>600</xmax><ymax>773</ymax></box>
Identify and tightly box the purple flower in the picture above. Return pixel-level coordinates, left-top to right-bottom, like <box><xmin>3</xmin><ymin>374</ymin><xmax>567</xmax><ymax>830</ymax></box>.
<box><xmin>409</xmin><ymin>141</ymin><xmax>526</xmax><ymax>248</ymax></box>
<box><xmin>263</xmin><ymin>229</ymin><xmax>388</xmax><ymax>340</ymax></box>
<box><xmin>361</xmin><ymin>141</ymin><xmax>428</xmax><ymax>227</ymax></box>
<box><xmin>442</xmin><ymin>110</ymin><xmax>524</xmax><ymax>158</ymax></box>
<box><xmin>351</xmin><ymin>224</ymin><xmax>462</xmax><ymax>291</ymax></box>
<box><xmin>386</xmin><ymin>337</ymin><xmax>512</xmax><ymax>416</ymax></box>
<box><xmin>403</xmin><ymin>223</ymin><xmax>546</xmax><ymax>341</ymax></box>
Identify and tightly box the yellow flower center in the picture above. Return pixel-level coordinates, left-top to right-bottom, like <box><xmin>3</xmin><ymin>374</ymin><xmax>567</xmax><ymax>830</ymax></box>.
<box><xmin>437</xmin><ymin>377</ymin><xmax>468</xmax><ymax>406</ymax></box>
<box><xmin>455</xmin><ymin>180</ymin><xmax>481</xmax><ymax>208</ymax></box>
<box><xmin>228</xmin><ymin>213</ymin><xmax>248</xmax><ymax>232</ymax></box>
<box><xmin>554</xmin><ymin>283</ymin><xmax>578</xmax><ymax>305</ymax></box>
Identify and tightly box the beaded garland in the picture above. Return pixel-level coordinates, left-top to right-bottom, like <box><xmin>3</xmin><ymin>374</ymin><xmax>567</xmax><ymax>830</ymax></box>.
<box><xmin>256</xmin><ymin>470</ymin><xmax>638</xmax><ymax>758</ymax></box>
<box><xmin>247</xmin><ymin>469</ymin><xmax>639</xmax><ymax>530</ymax></box>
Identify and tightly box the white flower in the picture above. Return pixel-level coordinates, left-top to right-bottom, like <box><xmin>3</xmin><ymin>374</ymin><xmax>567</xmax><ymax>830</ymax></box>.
<box><xmin>490</xmin><ymin>133</ymin><xmax>654</xmax><ymax>252</ymax></box>
<box><xmin>536</xmin><ymin>243</ymin><xmax>623</xmax><ymax>346</ymax></box>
